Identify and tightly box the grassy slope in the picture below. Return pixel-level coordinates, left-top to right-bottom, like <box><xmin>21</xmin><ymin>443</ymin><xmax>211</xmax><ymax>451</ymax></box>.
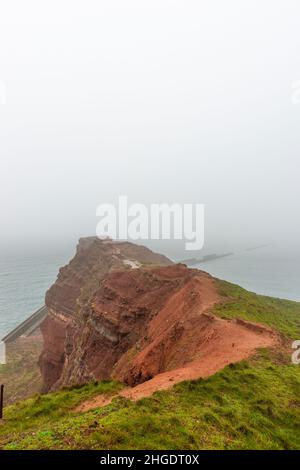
<box><xmin>214</xmin><ymin>279</ymin><xmax>300</xmax><ymax>338</ymax></box>
<box><xmin>0</xmin><ymin>279</ymin><xmax>300</xmax><ymax>450</ymax></box>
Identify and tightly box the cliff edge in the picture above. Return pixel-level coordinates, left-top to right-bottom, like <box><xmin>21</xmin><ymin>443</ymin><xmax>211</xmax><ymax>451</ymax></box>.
<box><xmin>39</xmin><ymin>238</ymin><xmax>278</xmax><ymax>393</ymax></box>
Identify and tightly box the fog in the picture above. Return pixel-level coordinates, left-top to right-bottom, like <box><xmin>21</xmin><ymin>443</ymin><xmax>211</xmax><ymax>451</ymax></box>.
<box><xmin>1</xmin><ymin>1</ymin><xmax>300</xmax><ymax>258</ymax></box>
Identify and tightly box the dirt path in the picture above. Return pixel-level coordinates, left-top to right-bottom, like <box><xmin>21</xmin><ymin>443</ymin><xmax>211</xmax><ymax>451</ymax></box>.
<box><xmin>76</xmin><ymin>317</ymin><xmax>279</xmax><ymax>413</ymax></box>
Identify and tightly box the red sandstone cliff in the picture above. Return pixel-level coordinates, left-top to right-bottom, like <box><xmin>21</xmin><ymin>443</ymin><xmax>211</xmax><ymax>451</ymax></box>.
<box><xmin>39</xmin><ymin>237</ymin><xmax>173</xmax><ymax>391</ymax></box>
<box><xmin>39</xmin><ymin>238</ymin><xmax>278</xmax><ymax>393</ymax></box>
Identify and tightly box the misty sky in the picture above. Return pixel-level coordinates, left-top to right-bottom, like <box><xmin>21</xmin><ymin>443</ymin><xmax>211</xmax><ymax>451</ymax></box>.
<box><xmin>0</xmin><ymin>1</ymin><xmax>300</xmax><ymax>255</ymax></box>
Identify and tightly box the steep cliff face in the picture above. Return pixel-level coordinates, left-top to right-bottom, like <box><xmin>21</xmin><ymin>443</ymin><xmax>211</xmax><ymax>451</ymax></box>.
<box><xmin>39</xmin><ymin>238</ymin><xmax>278</xmax><ymax>393</ymax></box>
<box><xmin>39</xmin><ymin>237</ymin><xmax>173</xmax><ymax>391</ymax></box>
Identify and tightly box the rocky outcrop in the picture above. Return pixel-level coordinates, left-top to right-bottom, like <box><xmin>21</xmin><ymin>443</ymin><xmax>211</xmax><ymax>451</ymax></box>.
<box><xmin>39</xmin><ymin>238</ymin><xmax>173</xmax><ymax>391</ymax></box>
<box><xmin>39</xmin><ymin>238</ymin><xmax>278</xmax><ymax>393</ymax></box>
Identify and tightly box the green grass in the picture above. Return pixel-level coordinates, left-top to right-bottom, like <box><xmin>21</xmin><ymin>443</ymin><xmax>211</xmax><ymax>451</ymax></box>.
<box><xmin>213</xmin><ymin>279</ymin><xmax>300</xmax><ymax>338</ymax></box>
<box><xmin>0</xmin><ymin>380</ymin><xmax>124</xmax><ymax>449</ymax></box>
<box><xmin>1</xmin><ymin>279</ymin><xmax>300</xmax><ymax>450</ymax></box>
<box><xmin>1</xmin><ymin>353</ymin><xmax>300</xmax><ymax>450</ymax></box>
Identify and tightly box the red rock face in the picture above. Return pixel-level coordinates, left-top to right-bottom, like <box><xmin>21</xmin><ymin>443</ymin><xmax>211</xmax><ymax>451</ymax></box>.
<box><xmin>39</xmin><ymin>238</ymin><xmax>174</xmax><ymax>391</ymax></box>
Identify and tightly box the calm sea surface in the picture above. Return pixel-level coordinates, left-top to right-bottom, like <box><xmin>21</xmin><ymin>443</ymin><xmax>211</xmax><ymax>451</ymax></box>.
<box><xmin>195</xmin><ymin>249</ymin><xmax>300</xmax><ymax>303</ymax></box>
<box><xmin>0</xmin><ymin>246</ymin><xmax>299</xmax><ymax>338</ymax></box>
<box><xmin>0</xmin><ymin>250</ymin><xmax>72</xmax><ymax>337</ymax></box>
